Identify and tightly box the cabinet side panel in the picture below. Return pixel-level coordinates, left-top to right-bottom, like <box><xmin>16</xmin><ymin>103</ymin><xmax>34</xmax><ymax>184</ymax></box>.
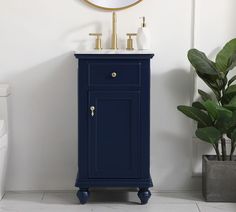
<box><xmin>77</xmin><ymin>59</ymin><xmax>89</xmax><ymax>182</ymax></box>
<box><xmin>140</xmin><ymin>59</ymin><xmax>151</xmax><ymax>178</ymax></box>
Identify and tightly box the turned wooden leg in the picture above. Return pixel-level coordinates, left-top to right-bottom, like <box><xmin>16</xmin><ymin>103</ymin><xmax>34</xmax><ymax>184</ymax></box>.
<box><xmin>137</xmin><ymin>188</ymin><xmax>151</xmax><ymax>204</ymax></box>
<box><xmin>77</xmin><ymin>188</ymin><xmax>90</xmax><ymax>204</ymax></box>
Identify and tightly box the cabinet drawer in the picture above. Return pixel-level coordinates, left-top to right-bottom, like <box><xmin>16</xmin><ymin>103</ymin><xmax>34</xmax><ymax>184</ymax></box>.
<box><xmin>88</xmin><ymin>62</ymin><xmax>141</xmax><ymax>86</ymax></box>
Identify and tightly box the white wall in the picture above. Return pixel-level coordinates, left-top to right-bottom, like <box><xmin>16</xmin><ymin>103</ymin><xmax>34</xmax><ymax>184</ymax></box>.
<box><xmin>0</xmin><ymin>0</ymin><xmax>232</xmax><ymax>191</ymax></box>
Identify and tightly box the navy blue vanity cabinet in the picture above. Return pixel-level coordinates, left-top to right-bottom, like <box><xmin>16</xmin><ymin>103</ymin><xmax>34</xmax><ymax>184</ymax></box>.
<box><xmin>74</xmin><ymin>54</ymin><xmax>154</xmax><ymax>204</ymax></box>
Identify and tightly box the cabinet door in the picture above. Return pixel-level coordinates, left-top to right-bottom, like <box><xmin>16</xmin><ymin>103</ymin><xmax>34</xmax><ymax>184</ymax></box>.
<box><xmin>88</xmin><ymin>91</ymin><xmax>141</xmax><ymax>179</ymax></box>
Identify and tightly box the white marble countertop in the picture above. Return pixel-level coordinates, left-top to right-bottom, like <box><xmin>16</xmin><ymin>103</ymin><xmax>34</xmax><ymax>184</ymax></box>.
<box><xmin>74</xmin><ymin>49</ymin><xmax>154</xmax><ymax>54</ymax></box>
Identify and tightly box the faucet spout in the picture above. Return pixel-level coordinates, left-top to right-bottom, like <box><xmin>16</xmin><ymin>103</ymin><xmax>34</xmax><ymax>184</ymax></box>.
<box><xmin>111</xmin><ymin>12</ymin><xmax>118</xmax><ymax>49</ymax></box>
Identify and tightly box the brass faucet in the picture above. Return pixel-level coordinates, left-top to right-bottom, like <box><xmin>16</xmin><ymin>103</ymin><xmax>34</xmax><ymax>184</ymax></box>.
<box><xmin>111</xmin><ymin>12</ymin><xmax>118</xmax><ymax>49</ymax></box>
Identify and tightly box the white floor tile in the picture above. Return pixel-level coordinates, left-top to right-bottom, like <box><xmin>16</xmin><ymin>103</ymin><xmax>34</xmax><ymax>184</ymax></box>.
<box><xmin>150</xmin><ymin>192</ymin><xmax>203</xmax><ymax>204</ymax></box>
<box><xmin>85</xmin><ymin>204</ymin><xmax>199</xmax><ymax>212</ymax></box>
<box><xmin>0</xmin><ymin>203</ymin><xmax>199</xmax><ymax>212</ymax></box>
<box><xmin>0</xmin><ymin>192</ymin><xmax>44</xmax><ymax>212</ymax></box>
<box><xmin>197</xmin><ymin>203</ymin><xmax>236</xmax><ymax>212</ymax></box>
<box><xmin>0</xmin><ymin>204</ymin><xmax>45</xmax><ymax>212</ymax></box>
<box><xmin>42</xmin><ymin>191</ymin><xmax>78</xmax><ymax>204</ymax></box>
<box><xmin>1</xmin><ymin>191</ymin><xmax>235</xmax><ymax>212</ymax></box>
<box><xmin>1</xmin><ymin>191</ymin><xmax>43</xmax><ymax>203</ymax></box>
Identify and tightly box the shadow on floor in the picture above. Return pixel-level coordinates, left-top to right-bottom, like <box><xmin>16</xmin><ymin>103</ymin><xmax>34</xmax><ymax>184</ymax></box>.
<box><xmin>41</xmin><ymin>189</ymin><xmax>140</xmax><ymax>205</ymax></box>
<box><xmin>155</xmin><ymin>191</ymin><xmax>204</xmax><ymax>202</ymax></box>
<box><xmin>88</xmin><ymin>190</ymin><xmax>139</xmax><ymax>205</ymax></box>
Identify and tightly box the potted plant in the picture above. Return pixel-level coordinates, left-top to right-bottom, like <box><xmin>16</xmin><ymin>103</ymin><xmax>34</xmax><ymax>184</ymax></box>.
<box><xmin>177</xmin><ymin>38</ymin><xmax>236</xmax><ymax>202</ymax></box>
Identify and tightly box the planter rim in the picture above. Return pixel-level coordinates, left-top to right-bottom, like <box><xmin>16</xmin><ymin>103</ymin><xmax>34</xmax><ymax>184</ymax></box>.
<box><xmin>203</xmin><ymin>155</ymin><xmax>236</xmax><ymax>163</ymax></box>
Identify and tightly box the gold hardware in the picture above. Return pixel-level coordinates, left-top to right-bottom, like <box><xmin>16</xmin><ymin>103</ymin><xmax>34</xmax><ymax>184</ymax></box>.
<box><xmin>111</xmin><ymin>72</ymin><xmax>117</xmax><ymax>78</ymax></box>
<box><xmin>89</xmin><ymin>33</ymin><xmax>102</xmax><ymax>50</ymax></box>
<box><xmin>83</xmin><ymin>0</ymin><xmax>143</xmax><ymax>11</ymax></box>
<box><xmin>111</xmin><ymin>12</ymin><xmax>118</xmax><ymax>50</ymax></box>
<box><xmin>90</xmin><ymin>106</ymin><xmax>95</xmax><ymax>117</ymax></box>
<box><xmin>126</xmin><ymin>33</ymin><xmax>137</xmax><ymax>50</ymax></box>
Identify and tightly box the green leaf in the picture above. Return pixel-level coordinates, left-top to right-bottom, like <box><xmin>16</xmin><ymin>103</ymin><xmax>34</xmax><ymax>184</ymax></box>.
<box><xmin>215</xmin><ymin>107</ymin><xmax>233</xmax><ymax>133</ymax></box>
<box><xmin>188</xmin><ymin>49</ymin><xmax>218</xmax><ymax>75</ymax></box>
<box><xmin>195</xmin><ymin>127</ymin><xmax>221</xmax><ymax>145</ymax></box>
<box><xmin>177</xmin><ymin>105</ymin><xmax>212</xmax><ymax>127</ymax></box>
<box><xmin>202</xmin><ymin>100</ymin><xmax>218</xmax><ymax>120</ymax></box>
<box><xmin>192</xmin><ymin>101</ymin><xmax>206</xmax><ymax>110</ymax></box>
<box><xmin>223</xmin><ymin>76</ymin><xmax>228</xmax><ymax>88</ymax></box>
<box><xmin>216</xmin><ymin>107</ymin><xmax>233</xmax><ymax>121</ymax></box>
<box><xmin>201</xmin><ymin>100</ymin><xmax>232</xmax><ymax>121</ymax></box>
<box><xmin>231</xmin><ymin>111</ymin><xmax>236</xmax><ymax>126</ymax></box>
<box><xmin>225</xmin><ymin>84</ymin><xmax>236</xmax><ymax>94</ymax></box>
<box><xmin>196</xmin><ymin>71</ymin><xmax>221</xmax><ymax>100</ymax></box>
<box><xmin>200</xmin><ymin>100</ymin><xmax>233</xmax><ymax>132</ymax></box>
<box><xmin>226</xmin><ymin>53</ymin><xmax>236</xmax><ymax>73</ymax></box>
<box><xmin>198</xmin><ymin>89</ymin><xmax>212</xmax><ymax>101</ymax></box>
<box><xmin>224</xmin><ymin>104</ymin><xmax>236</xmax><ymax>111</ymax></box>
<box><xmin>226</xmin><ymin>112</ymin><xmax>236</xmax><ymax>138</ymax></box>
<box><xmin>224</xmin><ymin>96</ymin><xmax>236</xmax><ymax>110</ymax></box>
<box><xmin>216</xmin><ymin>38</ymin><xmax>236</xmax><ymax>72</ymax></box>
<box><xmin>216</xmin><ymin>79</ymin><xmax>225</xmax><ymax>90</ymax></box>
<box><xmin>222</xmin><ymin>94</ymin><xmax>233</xmax><ymax>105</ymax></box>
<box><xmin>228</xmin><ymin>75</ymin><xmax>236</xmax><ymax>86</ymax></box>
<box><xmin>197</xmin><ymin>122</ymin><xmax>206</xmax><ymax>129</ymax></box>
<box><xmin>224</xmin><ymin>85</ymin><xmax>236</xmax><ymax>102</ymax></box>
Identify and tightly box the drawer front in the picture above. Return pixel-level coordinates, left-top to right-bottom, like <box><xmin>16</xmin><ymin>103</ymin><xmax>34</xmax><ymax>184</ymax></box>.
<box><xmin>88</xmin><ymin>62</ymin><xmax>141</xmax><ymax>86</ymax></box>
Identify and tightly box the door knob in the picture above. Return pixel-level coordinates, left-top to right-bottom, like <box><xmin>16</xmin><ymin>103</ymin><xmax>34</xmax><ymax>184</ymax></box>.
<box><xmin>111</xmin><ymin>72</ymin><xmax>117</xmax><ymax>78</ymax></box>
<box><xmin>90</xmin><ymin>106</ymin><xmax>95</xmax><ymax>117</ymax></box>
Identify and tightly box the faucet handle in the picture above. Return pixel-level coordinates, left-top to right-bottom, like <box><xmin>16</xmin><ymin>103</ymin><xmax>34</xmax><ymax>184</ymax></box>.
<box><xmin>126</xmin><ymin>33</ymin><xmax>137</xmax><ymax>50</ymax></box>
<box><xmin>89</xmin><ymin>33</ymin><xmax>102</xmax><ymax>50</ymax></box>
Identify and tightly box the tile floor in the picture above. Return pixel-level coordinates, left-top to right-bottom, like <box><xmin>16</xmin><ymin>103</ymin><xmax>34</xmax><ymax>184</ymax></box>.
<box><xmin>0</xmin><ymin>190</ymin><xmax>236</xmax><ymax>212</ymax></box>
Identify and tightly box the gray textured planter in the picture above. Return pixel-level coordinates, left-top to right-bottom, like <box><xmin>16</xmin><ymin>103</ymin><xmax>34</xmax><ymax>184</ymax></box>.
<box><xmin>202</xmin><ymin>155</ymin><xmax>236</xmax><ymax>202</ymax></box>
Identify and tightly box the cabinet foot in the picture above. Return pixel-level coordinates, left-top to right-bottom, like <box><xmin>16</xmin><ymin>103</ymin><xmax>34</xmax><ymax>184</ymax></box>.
<box><xmin>137</xmin><ymin>188</ymin><xmax>151</xmax><ymax>204</ymax></box>
<box><xmin>77</xmin><ymin>188</ymin><xmax>90</xmax><ymax>204</ymax></box>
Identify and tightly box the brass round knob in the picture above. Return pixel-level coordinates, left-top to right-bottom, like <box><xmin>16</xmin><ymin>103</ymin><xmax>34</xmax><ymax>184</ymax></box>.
<box><xmin>111</xmin><ymin>72</ymin><xmax>117</xmax><ymax>78</ymax></box>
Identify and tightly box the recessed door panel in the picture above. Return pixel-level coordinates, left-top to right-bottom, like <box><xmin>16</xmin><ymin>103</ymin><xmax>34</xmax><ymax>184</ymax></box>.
<box><xmin>88</xmin><ymin>91</ymin><xmax>140</xmax><ymax>179</ymax></box>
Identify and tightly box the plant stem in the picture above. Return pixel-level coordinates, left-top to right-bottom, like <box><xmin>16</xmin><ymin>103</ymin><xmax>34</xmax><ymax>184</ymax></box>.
<box><xmin>214</xmin><ymin>142</ymin><xmax>221</xmax><ymax>161</ymax></box>
<box><xmin>221</xmin><ymin>137</ymin><xmax>227</xmax><ymax>161</ymax></box>
<box><xmin>230</xmin><ymin>143</ymin><xmax>236</xmax><ymax>161</ymax></box>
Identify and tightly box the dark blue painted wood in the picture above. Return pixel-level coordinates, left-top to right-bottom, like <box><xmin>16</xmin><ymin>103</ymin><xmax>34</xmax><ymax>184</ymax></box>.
<box><xmin>75</xmin><ymin>54</ymin><xmax>154</xmax><ymax>204</ymax></box>
<box><xmin>88</xmin><ymin>91</ymin><xmax>140</xmax><ymax>179</ymax></box>
<box><xmin>75</xmin><ymin>178</ymin><xmax>152</xmax><ymax>188</ymax></box>
<box><xmin>138</xmin><ymin>188</ymin><xmax>152</xmax><ymax>204</ymax></box>
<box><xmin>77</xmin><ymin>188</ymin><xmax>90</xmax><ymax>204</ymax></box>
<box><xmin>88</xmin><ymin>62</ymin><xmax>141</xmax><ymax>86</ymax></box>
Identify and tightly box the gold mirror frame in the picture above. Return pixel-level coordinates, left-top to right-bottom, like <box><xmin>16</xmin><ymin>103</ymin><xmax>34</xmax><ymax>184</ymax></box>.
<box><xmin>83</xmin><ymin>0</ymin><xmax>143</xmax><ymax>11</ymax></box>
